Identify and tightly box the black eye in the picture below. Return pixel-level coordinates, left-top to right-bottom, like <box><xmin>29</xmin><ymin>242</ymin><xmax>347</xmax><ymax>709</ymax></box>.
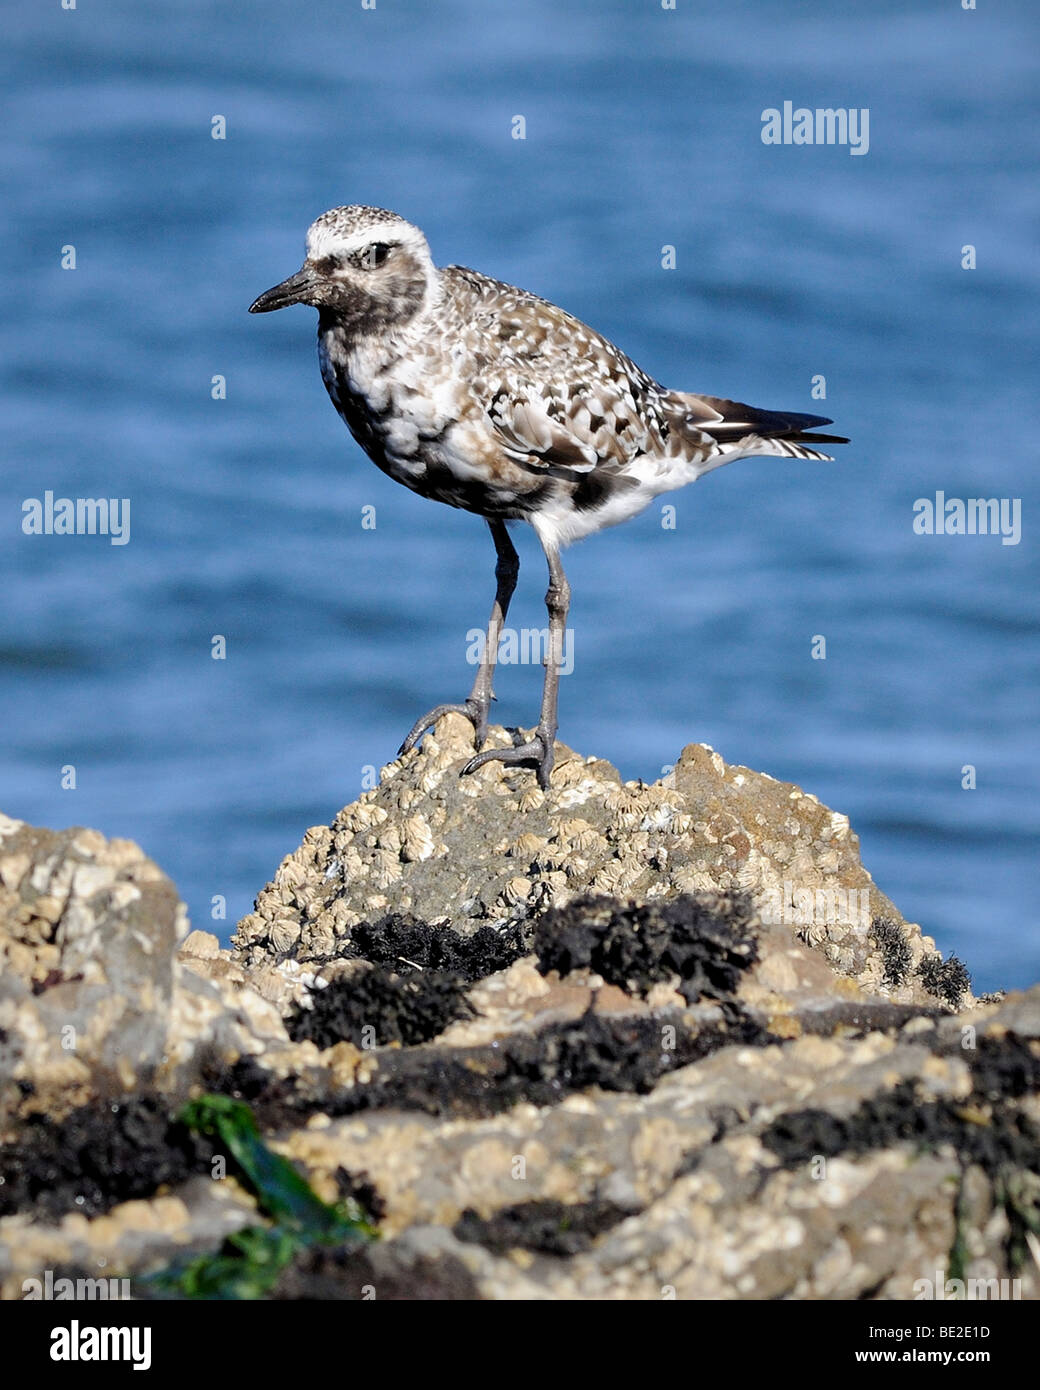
<box><xmin>361</xmin><ymin>242</ymin><xmax>393</xmax><ymax>269</ymax></box>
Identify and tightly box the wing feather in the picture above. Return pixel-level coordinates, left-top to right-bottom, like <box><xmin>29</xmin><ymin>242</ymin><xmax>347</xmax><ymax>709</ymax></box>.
<box><xmin>444</xmin><ymin>266</ymin><xmax>665</xmax><ymax>475</ymax></box>
<box><xmin>488</xmin><ymin>386</ymin><xmax>630</xmax><ymax>472</ymax></box>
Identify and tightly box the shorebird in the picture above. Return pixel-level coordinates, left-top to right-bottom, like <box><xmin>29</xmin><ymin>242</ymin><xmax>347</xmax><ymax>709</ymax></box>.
<box><xmin>250</xmin><ymin>206</ymin><xmax>847</xmax><ymax>789</ymax></box>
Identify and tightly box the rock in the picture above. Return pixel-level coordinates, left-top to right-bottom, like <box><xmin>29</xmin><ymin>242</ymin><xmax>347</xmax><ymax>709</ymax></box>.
<box><xmin>0</xmin><ymin>816</ymin><xmax>288</xmax><ymax>1129</ymax></box>
<box><xmin>233</xmin><ymin>717</ymin><xmax>965</xmax><ymax>1012</ymax></box>
<box><xmin>0</xmin><ymin>816</ymin><xmax>184</xmax><ymax>1113</ymax></box>
<box><xmin>2</xmin><ymin>724</ymin><xmax>1036</xmax><ymax>1303</ymax></box>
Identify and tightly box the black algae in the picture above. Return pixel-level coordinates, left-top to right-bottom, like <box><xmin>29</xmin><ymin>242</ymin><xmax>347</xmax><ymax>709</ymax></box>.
<box><xmin>326</xmin><ymin>1001</ymin><xmax>776</xmax><ymax>1119</ymax></box>
<box><xmin>917</xmin><ymin>952</ymin><xmax>972</xmax><ymax>1009</ymax></box>
<box><xmin>871</xmin><ymin>917</ymin><xmax>914</xmax><ymax>987</ymax></box>
<box><xmin>761</xmin><ymin>1079</ymin><xmax>1040</xmax><ymax>1177</ymax></box>
<box><xmin>286</xmin><ymin>965</ymin><xmax>473</xmax><ymax>1049</ymax></box>
<box><xmin>348</xmin><ymin>913</ymin><xmax>526</xmax><ymax>981</ymax></box>
<box><xmin>333</xmin><ymin>1166</ymin><xmax>386</xmax><ymax>1224</ymax></box>
<box><xmin>534</xmin><ymin>893</ymin><xmax>758</xmax><ymax>1003</ymax></box>
<box><xmin>0</xmin><ymin>1095</ymin><xmax>214</xmax><ymax>1221</ymax></box>
<box><xmin>454</xmin><ymin>1198</ymin><xmax>635</xmax><ymax>1256</ymax></box>
<box><xmin>965</xmin><ymin>1034</ymin><xmax>1040</xmax><ymax>1102</ymax></box>
<box><xmin>201</xmin><ymin>1003</ymin><xmax>774</xmax><ymax>1124</ymax></box>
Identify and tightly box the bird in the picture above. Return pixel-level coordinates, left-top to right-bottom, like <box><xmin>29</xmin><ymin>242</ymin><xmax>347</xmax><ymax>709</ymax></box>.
<box><xmin>250</xmin><ymin>205</ymin><xmax>847</xmax><ymax>790</ymax></box>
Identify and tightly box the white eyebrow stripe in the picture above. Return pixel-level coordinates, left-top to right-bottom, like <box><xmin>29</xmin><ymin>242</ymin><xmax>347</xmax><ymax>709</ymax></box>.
<box><xmin>306</xmin><ymin>223</ymin><xmax>423</xmax><ymax>263</ymax></box>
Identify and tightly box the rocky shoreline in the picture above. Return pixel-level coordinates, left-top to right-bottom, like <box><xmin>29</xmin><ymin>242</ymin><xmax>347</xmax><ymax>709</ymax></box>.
<box><xmin>1</xmin><ymin>716</ymin><xmax>1037</xmax><ymax>1300</ymax></box>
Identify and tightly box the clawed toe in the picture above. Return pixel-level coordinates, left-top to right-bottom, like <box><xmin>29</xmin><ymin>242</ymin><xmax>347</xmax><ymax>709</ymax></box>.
<box><xmin>398</xmin><ymin>699</ymin><xmax>488</xmax><ymax>757</ymax></box>
<box><xmin>460</xmin><ymin>729</ymin><xmax>554</xmax><ymax>790</ymax></box>
<box><xmin>399</xmin><ymin>701</ymin><xmax>554</xmax><ymax>790</ymax></box>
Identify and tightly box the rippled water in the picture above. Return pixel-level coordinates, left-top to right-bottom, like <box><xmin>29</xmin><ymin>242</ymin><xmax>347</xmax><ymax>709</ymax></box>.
<box><xmin>2</xmin><ymin>1</ymin><xmax>1037</xmax><ymax>992</ymax></box>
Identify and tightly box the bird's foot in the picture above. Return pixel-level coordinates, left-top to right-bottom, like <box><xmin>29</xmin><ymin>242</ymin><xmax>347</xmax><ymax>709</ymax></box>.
<box><xmin>398</xmin><ymin>698</ymin><xmax>489</xmax><ymax>757</ymax></box>
<box><xmin>460</xmin><ymin>726</ymin><xmax>555</xmax><ymax>791</ymax></box>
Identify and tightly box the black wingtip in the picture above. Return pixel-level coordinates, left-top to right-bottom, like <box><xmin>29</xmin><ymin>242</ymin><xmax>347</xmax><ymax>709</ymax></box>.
<box><xmin>690</xmin><ymin>397</ymin><xmax>847</xmax><ymax>448</ymax></box>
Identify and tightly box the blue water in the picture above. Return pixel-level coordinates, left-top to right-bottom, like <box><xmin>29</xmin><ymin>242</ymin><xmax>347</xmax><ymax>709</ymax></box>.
<box><xmin>2</xmin><ymin>1</ymin><xmax>1037</xmax><ymax>993</ymax></box>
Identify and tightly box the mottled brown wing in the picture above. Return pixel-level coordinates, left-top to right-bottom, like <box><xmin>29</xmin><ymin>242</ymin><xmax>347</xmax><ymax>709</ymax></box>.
<box><xmin>487</xmin><ymin>379</ymin><xmax>646</xmax><ymax>473</ymax></box>
<box><xmin>445</xmin><ymin>265</ymin><xmax>663</xmax><ymax>475</ymax></box>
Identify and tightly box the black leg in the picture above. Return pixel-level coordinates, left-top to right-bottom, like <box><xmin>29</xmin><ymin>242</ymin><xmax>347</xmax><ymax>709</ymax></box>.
<box><xmin>398</xmin><ymin>519</ymin><xmax>519</xmax><ymax>756</ymax></box>
<box><xmin>461</xmin><ymin>539</ymin><xmax>569</xmax><ymax>790</ymax></box>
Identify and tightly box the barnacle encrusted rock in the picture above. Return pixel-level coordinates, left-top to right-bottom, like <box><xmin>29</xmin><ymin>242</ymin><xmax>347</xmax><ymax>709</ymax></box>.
<box><xmin>232</xmin><ymin>715</ymin><xmax>962</xmax><ymax>1010</ymax></box>
<box><xmin>0</xmin><ymin>815</ymin><xmax>183</xmax><ymax>1112</ymax></box>
<box><xmin>0</xmin><ymin>815</ymin><xmax>287</xmax><ymax>1127</ymax></box>
<box><xmin>3</xmin><ymin>730</ymin><xmax>1032</xmax><ymax>1304</ymax></box>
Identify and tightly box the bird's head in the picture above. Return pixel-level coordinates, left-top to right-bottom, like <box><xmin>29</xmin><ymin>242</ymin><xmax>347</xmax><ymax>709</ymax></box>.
<box><xmin>249</xmin><ymin>205</ymin><xmax>437</xmax><ymax>332</ymax></box>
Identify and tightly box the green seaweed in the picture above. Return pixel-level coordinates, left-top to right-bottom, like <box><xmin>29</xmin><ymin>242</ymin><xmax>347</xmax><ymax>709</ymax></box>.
<box><xmin>147</xmin><ymin>1094</ymin><xmax>377</xmax><ymax>1299</ymax></box>
<box><xmin>946</xmin><ymin>1171</ymin><xmax>970</xmax><ymax>1290</ymax></box>
<box><xmin>996</xmin><ymin>1169</ymin><xmax>1040</xmax><ymax>1274</ymax></box>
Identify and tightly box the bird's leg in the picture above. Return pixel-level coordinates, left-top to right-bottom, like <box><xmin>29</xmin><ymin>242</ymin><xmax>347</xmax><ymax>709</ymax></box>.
<box><xmin>462</xmin><ymin>542</ymin><xmax>569</xmax><ymax>791</ymax></box>
<box><xmin>398</xmin><ymin>520</ymin><xmax>519</xmax><ymax>757</ymax></box>
<box><xmin>464</xmin><ymin>520</ymin><xmax>521</xmax><ymax>743</ymax></box>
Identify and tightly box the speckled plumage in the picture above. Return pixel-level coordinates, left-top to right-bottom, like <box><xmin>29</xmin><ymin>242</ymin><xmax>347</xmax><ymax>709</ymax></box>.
<box><xmin>254</xmin><ymin>205</ymin><xmax>845</xmax><ymax>550</ymax></box>
<box><xmin>250</xmin><ymin>206</ymin><xmax>847</xmax><ymax>785</ymax></box>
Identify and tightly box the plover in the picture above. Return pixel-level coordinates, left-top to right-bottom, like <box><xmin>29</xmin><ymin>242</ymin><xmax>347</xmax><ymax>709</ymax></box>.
<box><xmin>250</xmin><ymin>205</ymin><xmax>847</xmax><ymax>789</ymax></box>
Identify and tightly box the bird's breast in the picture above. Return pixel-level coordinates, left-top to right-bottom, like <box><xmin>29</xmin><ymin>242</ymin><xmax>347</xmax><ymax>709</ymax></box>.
<box><xmin>316</xmin><ymin>327</ymin><xmax>558</xmax><ymax>516</ymax></box>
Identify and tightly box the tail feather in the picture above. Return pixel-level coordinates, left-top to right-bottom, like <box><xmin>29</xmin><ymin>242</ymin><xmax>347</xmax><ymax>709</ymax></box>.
<box><xmin>746</xmin><ymin>436</ymin><xmax>837</xmax><ymax>462</ymax></box>
<box><xmin>678</xmin><ymin>392</ymin><xmax>850</xmax><ymax>457</ymax></box>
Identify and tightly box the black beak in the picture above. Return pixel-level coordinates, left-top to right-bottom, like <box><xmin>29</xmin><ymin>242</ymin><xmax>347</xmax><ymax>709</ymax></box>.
<box><xmin>248</xmin><ymin>266</ymin><xmax>319</xmax><ymax>313</ymax></box>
